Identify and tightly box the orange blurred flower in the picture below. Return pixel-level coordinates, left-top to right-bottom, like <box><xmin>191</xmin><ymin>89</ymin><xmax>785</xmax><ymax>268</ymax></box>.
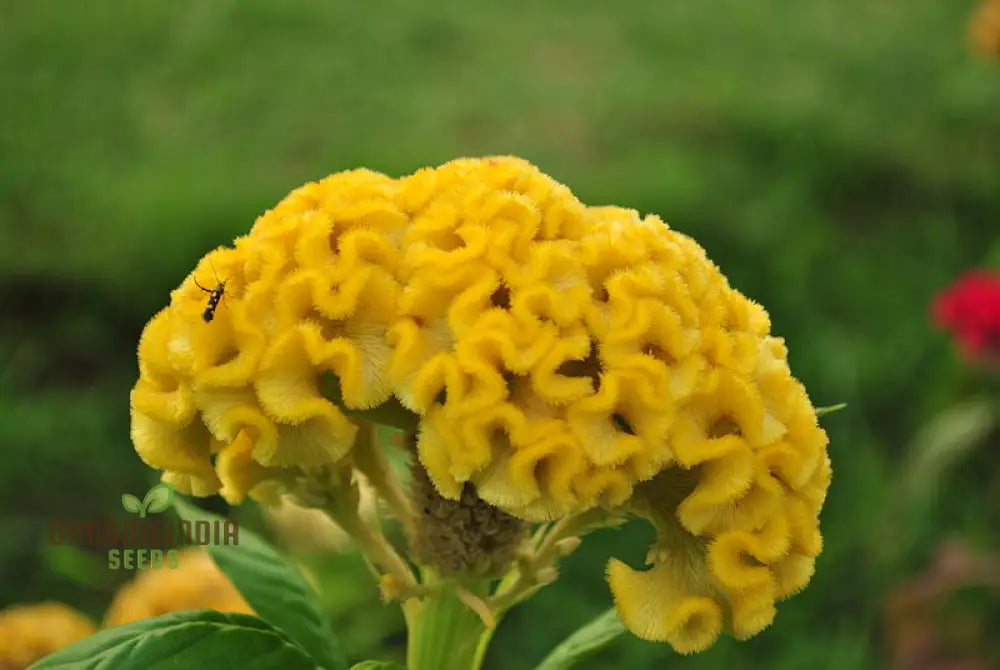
<box><xmin>969</xmin><ymin>0</ymin><xmax>1000</xmax><ymax>58</ymax></box>
<box><xmin>103</xmin><ymin>548</ymin><xmax>252</xmax><ymax>627</ymax></box>
<box><xmin>0</xmin><ymin>602</ymin><xmax>96</xmax><ymax>670</ymax></box>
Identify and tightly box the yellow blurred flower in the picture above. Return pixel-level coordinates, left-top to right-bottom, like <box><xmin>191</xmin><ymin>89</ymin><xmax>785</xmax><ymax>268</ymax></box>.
<box><xmin>130</xmin><ymin>156</ymin><xmax>830</xmax><ymax>652</ymax></box>
<box><xmin>0</xmin><ymin>602</ymin><xmax>96</xmax><ymax>670</ymax></box>
<box><xmin>103</xmin><ymin>548</ymin><xmax>252</xmax><ymax>626</ymax></box>
<box><xmin>970</xmin><ymin>0</ymin><xmax>1000</xmax><ymax>57</ymax></box>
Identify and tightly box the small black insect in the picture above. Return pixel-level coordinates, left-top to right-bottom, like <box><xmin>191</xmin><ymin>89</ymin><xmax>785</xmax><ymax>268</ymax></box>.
<box><xmin>193</xmin><ymin>262</ymin><xmax>227</xmax><ymax>323</ymax></box>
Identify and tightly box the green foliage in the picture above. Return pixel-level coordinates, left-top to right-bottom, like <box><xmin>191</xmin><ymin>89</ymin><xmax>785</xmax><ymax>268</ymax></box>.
<box><xmin>300</xmin><ymin>550</ymin><xmax>407</xmax><ymax>664</ymax></box>
<box><xmin>532</xmin><ymin>608</ymin><xmax>626</xmax><ymax>670</ymax></box>
<box><xmin>29</xmin><ymin>610</ymin><xmax>320</xmax><ymax>669</ymax></box>
<box><xmin>172</xmin><ymin>497</ymin><xmax>348</xmax><ymax>670</ymax></box>
<box><xmin>815</xmin><ymin>403</ymin><xmax>847</xmax><ymax>418</ymax></box>
<box><xmin>904</xmin><ymin>398</ymin><xmax>996</xmax><ymax>498</ymax></box>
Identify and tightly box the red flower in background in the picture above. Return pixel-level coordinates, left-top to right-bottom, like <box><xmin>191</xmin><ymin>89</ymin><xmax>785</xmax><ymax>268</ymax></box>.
<box><xmin>933</xmin><ymin>271</ymin><xmax>1000</xmax><ymax>360</ymax></box>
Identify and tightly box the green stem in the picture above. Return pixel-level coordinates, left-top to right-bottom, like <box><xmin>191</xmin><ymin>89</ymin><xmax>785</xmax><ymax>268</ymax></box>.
<box><xmin>471</xmin><ymin>623</ymin><xmax>498</xmax><ymax>670</ymax></box>
<box><xmin>406</xmin><ymin>572</ymin><xmax>494</xmax><ymax>670</ymax></box>
<box><xmin>353</xmin><ymin>421</ymin><xmax>416</xmax><ymax>537</ymax></box>
<box><xmin>321</xmin><ymin>480</ymin><xmax>418</xmax><ymax>593</ymax></box>
<box><xmin>491</xmin><ymin>514</ymin><xmax>581</xmax><ymax>614</ymax></box>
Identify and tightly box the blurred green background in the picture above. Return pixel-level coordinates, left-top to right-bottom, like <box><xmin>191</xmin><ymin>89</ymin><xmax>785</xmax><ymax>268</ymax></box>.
<box><xmin>2</xmin><ymin>1</ymin><xmax>999</xmax><ymax>668</ymax></box>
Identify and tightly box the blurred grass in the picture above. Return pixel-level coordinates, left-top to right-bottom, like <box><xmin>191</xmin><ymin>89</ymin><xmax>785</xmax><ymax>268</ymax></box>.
<box><xmin>1</xmin><ymin>1</ymin><xmax>999</xmax><ymax>668</ymax></box>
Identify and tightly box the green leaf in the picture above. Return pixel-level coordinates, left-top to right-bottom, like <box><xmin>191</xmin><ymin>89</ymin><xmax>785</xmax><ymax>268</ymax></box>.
<box><xmin>172</xmin><ymin>496</ymin><xmax>347</xmax><ymax>670</ymax></box>
<box><xmin>44</xmin><ymin>544</ymin><xmax>114</xmax><ymax>589</ymax></box>
<box><xmin>29</xmin><ymin>610</ymin><xmax>320</xmax><ymax>669</ymax></box>
<box><xmin>350</xmin><ymin>662</ymin><xmax>406</xmax><ymax>670</ymax></box>
<box><xmin>815</xmin><ymin>402</ymin><xmax>847</xmax><ymax>418</ymax></box>
<box><xmin>905</xmin><ymin>398</ymin><xmax>995</xmax><ymax>498</ymax></box>
<box><xmin>142</xmin><ymin>483</ymin><xmax>175</xmax><ymax>515</ymax></box>
<box><xmin>532</xmin><ymin>608</ymin><xmax>627</xmax><ymax>670</ymax></box>
<box><xmin>120</xmin><ymin>493</ymin><xmax>141</xmax><ymax>515</ymax></box>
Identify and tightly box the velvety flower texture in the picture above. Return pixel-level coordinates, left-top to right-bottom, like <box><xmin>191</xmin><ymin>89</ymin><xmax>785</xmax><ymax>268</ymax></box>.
<box><xmin>933</xmin><ymin>270</ymin><xmax>1000</xmax><ymax>360</ymax></box>
<box><xmin>130</xmin><ymin>156</ymin><xmax>831</xmax><ymax>652</ymax></box>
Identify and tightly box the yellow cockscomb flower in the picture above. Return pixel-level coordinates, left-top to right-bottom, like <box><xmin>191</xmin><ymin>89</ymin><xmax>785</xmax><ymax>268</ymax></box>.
<box><xmin>0</xmin><ymin>602</ymin><xmax>96</xmax><ymax>669</ymax></box>
<box><xmin>130</xmin><ymin>156</ymin><xmax>830</xmax><ymax>652</ymax></box>
<box><xmin>103</xmin><ymin>548</ymin><xmax>252</xmax><ymax>626</ymax></box>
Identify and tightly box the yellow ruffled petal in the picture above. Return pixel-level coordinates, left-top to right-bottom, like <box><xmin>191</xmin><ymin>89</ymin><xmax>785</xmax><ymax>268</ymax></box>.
<box><xmin>136</xmin><ymin>308</ymin><xmax>180</xmax><ymax>389</ymax></box>
<box><xmin>727</xmin><ymin>582</ymin><xmax>778</xmax><ymax>640</ymax></box>
<box><xmin>400</xmin><ymin>352</ymin><xmax>466</xmax><ymax>414</ymax></box>
<box><xmin>130</xmin><ymin>411</ymin><xmax>213</xmax><ymax>478</ymax></box>
<box><xmin>253</xmin><ymin>327</ymin><xmax>358</xmax><ymax>465</ymax></box>
<box><xmin>130</xmin><ymin>377</ymin><xmax>196</xmax><ymax>425</ymax></box>
<box><xmin>162</xmin><ymin>469</ymin><xmax>222</xmax><ymax>497</ymax></box>
<box><xmin>608</xmin><ymin>558</ymin><xmax>724</xmax><ymax>653</ymax></box>
<box><xmin>472</xmin><ymin>418</ymin><xmax>589</xmax><ymax>520</ymax></box>
<box><xmin>571</xmin><ymin>468</ymin><xmax>634</xmax><ymax>509</ymax></box>
<box><xmin>216</xmin><ymin>430</ymin><xmax>284</xmax><ymax>504</ymax></box>
<box><xmin>415</xmin><ymin>405</ymin><xmax>465</xmax><ymax>499</ymax></box>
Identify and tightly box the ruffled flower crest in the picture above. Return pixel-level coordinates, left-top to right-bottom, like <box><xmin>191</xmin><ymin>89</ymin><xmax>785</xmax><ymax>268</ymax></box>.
<box><xmin>130</xmin><ymin>156</ymin><xmax>831</xmax><ymax>652</ymax></box>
